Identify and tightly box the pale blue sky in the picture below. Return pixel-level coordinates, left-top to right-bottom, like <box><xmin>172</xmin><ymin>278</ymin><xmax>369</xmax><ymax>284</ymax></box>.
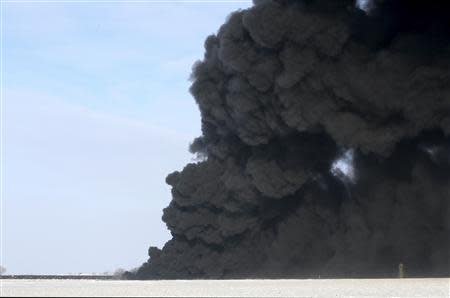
<box><xmin>3</xmin><ymin>0</ymin><xmax>252</xmax><ymax>275</ymax></box>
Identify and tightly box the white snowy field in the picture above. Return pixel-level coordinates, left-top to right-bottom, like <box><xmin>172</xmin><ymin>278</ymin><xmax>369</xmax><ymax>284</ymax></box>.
<box><xmin>2</xmin><ymin>278</ymin><xmax>449</xmax><ymax>297</ymax></box>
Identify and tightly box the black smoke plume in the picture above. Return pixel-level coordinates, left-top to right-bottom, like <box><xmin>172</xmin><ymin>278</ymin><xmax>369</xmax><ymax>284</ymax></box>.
<box><xmin>130</xmin><ymin>0</ymin><xmax>450</xmax><ymax>279</ymax></box>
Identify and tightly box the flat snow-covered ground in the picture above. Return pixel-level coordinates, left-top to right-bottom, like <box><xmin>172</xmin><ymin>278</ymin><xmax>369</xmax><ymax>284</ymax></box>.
<box><xmin>2</xmin><ymin>278</ymin><xmax>449</xmax><ymax>297</ymax></box>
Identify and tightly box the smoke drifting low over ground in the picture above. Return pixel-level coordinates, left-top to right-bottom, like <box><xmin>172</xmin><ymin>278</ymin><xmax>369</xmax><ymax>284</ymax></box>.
<box><xmin>131</xmin><ymin>0</ymin><xmax>450</xmax><ymax>279</ymax></box>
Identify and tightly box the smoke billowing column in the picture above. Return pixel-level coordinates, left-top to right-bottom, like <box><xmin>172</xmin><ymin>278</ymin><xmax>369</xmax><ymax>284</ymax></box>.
<box><xmin>131</xmin><ymin>0</ymin><xmax>450</xmax><ymax>279</ymax></box>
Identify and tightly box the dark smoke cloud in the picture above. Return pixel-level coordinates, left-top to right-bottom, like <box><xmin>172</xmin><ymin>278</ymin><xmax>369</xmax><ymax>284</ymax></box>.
<box><xmin>129</xmin><ymin>0</ymin><xmax>450</xmax><ymax>279</ymax></box>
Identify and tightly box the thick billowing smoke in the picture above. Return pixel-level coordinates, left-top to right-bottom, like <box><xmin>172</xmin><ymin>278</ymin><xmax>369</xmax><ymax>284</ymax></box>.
<box><xmin>130</xmin><ymin>0</ymin><xmax>450</xmax><ymax>279</ymax></box>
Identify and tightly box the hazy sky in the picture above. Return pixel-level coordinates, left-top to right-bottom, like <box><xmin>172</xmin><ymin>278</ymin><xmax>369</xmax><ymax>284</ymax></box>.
<box><xmin>3</xmin><ymin>0</ymin><xmax>252</xmax><ymax>275</ymax></box>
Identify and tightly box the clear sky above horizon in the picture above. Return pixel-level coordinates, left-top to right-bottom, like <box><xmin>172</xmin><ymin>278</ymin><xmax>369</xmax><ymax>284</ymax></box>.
<box><xmin>3</xmin><ymin>0</ymin><xmax>252</xmax><ymax>275</ymax></box>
